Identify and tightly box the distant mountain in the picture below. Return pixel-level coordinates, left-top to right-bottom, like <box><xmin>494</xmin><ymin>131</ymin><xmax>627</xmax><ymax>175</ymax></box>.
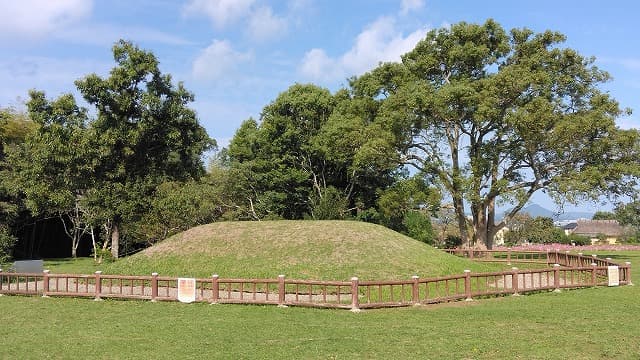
<box><xmin>497</xmin><ymin>204</ymin><xmax>594</xmax><ymax>221</ymax></box>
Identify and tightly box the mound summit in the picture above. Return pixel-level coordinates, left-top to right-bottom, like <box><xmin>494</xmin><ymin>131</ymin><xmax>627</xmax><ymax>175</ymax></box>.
<box><xmin>107</xmin><ymin>220</ymin><xmax>493</xmax><ymax>280</ymax></box>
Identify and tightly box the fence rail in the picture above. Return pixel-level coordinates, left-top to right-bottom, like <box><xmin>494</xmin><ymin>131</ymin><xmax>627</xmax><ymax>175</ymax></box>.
<box><xmin>0</xmin><ymin>251</ymin><xmax>631</xmax><ymax>310</ymax></box>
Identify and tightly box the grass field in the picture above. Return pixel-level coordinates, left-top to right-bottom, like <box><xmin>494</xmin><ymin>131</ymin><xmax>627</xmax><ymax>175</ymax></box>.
<box><xmin>1</xmin><ymin>281</ymin><xmax>638</xmax><ymax>359</ymax></box>
<box><xmin>2</xmin><ymin>223</ymin><xmax>639</xmax><ymax>359</ymax></box>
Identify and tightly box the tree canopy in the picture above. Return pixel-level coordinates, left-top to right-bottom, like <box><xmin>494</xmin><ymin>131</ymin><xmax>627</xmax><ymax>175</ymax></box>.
<box><xmin>3</xmin><ymin>40</ymin><xmax>214</xmax><ymax>259</ymax></box>
<box><xmin>349</xmin><ymin>19</ymin><xmax>640</xmax><ymax>248</ymax></box>
<box><xmin>226</xmin><ymin>83</ymin><xmax>403</xmax><ymax>221</ymax></box>
<box><xmin>1</xmin><ymin>20</ymin><xmax>639</xmax><ymax>259</ymax></box>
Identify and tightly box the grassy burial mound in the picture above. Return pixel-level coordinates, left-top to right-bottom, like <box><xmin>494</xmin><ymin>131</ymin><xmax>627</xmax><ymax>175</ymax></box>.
<box><xmin>106</xmin><ymin>220</ymin><xmax>498</xmax><ymax>280</ymax></box>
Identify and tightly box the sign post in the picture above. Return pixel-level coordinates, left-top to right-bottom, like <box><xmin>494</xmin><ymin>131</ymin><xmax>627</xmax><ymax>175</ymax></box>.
<box><xmin>607</xmin><ymin>266</ymin><xmax>619</xmax><ymax>287</ymax></box>
<box><xmin>177</xmin><ymin>278</ymin><xmax>196</xmax><ymax>303</ymax></box>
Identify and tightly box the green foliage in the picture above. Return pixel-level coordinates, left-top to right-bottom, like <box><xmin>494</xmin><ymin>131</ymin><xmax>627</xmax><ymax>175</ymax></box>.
<box><xmin>444</xmin><ymin>235</ymin><xmax>463</xmax><ymax>248</ymax></box>
<box><xmin>355</xmin><ymin>207</ymin><xmax>381</xmax><ymax>223</ymax></box>
<box><xmin>592</xmin><ymin>211</ymin><xmax>616</xmax><ymax>220</ymax></box>
<box><xmin>73</xmin><ymin>40</ymin><xmax>214</xmax><ymax>257</ymax></box>
<box><xmin>351</xmin><ymin>19</ymin><xmax>640</xmax><ymax>249</ymax></box>
<box><xmin>129</xmin><ymin>179</ymin><xmax>225</xmax><ymax>244</ymax></box>
<box><xmin>0</xmin><ymin>108</ymin><xmax>34</xmax><ymax>217</ymax></box>
<box><xmin>377</xmin><ymin>176</ymin><xmax>440</xmax><ymax>231</ymax></box>
<box><xmin>8</xmin><ymin>91</ymin><xmax>93</xmax><ymax>216</ymax></box>
<box><xmin>563</xmin><ymin>234</ymin><xmax>591</xmax><ymax>246</ymax></box>
<box><xmin>614</xmin><ymin>200</ymin><xmax>640</xmax><ymax>227</ymax></box>
<box><xmin>310</xmin><ymin>186</ymin><xmax>348</xmax><ymax>220</ymax></box>
<box><xmin>505</xmin><ymin>215</ymin><xmax>563</xmax><ymax>244</ymax></box>
<box><xmin>2</xmin><ymin>41</ymin><xmax>215</xmax><ymax>258</ymax></box>
<box><xmin>0</xmin><ymin>226</ymin><xmax>16</xmax><ymax>264</ymax></box>
<box><xmin>402</xmin><ymin>211</ymin><xmax>435</xmax><ymax>244</ymax></box>
<box><xmin>227</xmin><ymin>84</ymin><xmax>398</xmax><ymax>220</ymax></box>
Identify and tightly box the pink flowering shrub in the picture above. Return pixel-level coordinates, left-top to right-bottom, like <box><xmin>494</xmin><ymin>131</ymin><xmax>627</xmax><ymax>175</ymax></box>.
<box><xmin>495</xmin><ymin>243</ymin><xmax>640</xmax><ymax>252</ymax></box>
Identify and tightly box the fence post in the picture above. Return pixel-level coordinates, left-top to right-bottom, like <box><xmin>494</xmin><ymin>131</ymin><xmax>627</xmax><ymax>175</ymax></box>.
<box><xmin>211</xmin><ymin>274</ymin><xmax>219</xmax><ymax>304</ymax></box>
<box><xmin>507</xmin><ymin>248</ymin><xmax>512</xmax><ymax>265</ymax></box>
<box><xmin>464</xmin><ymin>270</ymin><xmax>472</xmax><ymax>301</ymax></box>
<box><xmin>350</xmin><ymin>277</ymin><xmax>360</xmax><ymax>312</ymax></box>
<box><xmin>578</xmin><ymin>253</ymin><xmax>583</xmax><ymax>267</ymax></box>
<box><xmin>565</xmin><ymin>251</ymin><xmax>570</xmax><ymax>266</ymax></box>
<box><xmin>511</xmin><ymin>267</ymin><xmax>520</xmax><ymax>296</ymax></box>
<box><xmin>94</xmin><ymin>271</ymin><xmax>102</xmax><ymax>301</ymax></box>
<box><xmin>0</xmin><ymin>268</ymin><xmax>3</xmax><ymax>297</ymax></box>
<box><xmin>411</xmin><ymin>275</ymin><xmax>420</xmax><ymax>305</ymax></box>
<box><xmin>553</xmin><ymin>264</ymin><xmax>561</xmax><ymax>292</ymax></box>
<box><xmin>42</xmin><ymin>270</ymin><xmax>50</xmax><ymax>298</ymax></box>
<box><xmin>277</xmin><ymin>275</ymin><xmax>286</xmax><ymax>308</ymax></box>
<box><xmin>151</xmin><ymin>273</ymin><xmax>158</xmax><ymax>302</ymax></box>
<box><xmin>625</xmin><ymin>262</ymin><xmax>633</xmax><ymax>286</ymax></box>
<box><xmin>591</xmin><ymin>263</ymin><xmax>598</xmax><ymax>286</ymax></box>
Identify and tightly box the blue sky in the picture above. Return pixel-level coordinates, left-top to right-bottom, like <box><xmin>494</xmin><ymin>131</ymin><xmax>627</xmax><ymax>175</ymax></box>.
<box><xmin>1</xmin><ymin>0</ymin><xmax>639</xmax><ymax>212</ymax></box>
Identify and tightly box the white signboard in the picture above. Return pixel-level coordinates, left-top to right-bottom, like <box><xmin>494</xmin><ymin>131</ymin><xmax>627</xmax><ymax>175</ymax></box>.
<box><xmin>607</xmin><ymin>266</ymin><xmax>619</xmax><ymax>287</ymax></box>
<box><xmin>177</xmin><ymin>278</ymin><xmax>196</xmax><ymax>303</ymax></box>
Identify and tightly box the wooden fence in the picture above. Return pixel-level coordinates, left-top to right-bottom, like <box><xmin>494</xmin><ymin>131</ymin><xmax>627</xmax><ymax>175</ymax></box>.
<box><xmin>0</xmin><ymin>251</ymin><xmax>631</xmax><ymax>310</ymax></box>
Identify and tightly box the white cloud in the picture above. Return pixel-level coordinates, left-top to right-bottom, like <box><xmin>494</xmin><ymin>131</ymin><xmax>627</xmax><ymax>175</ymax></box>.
<box><xmin>184</xmin><ymin>0</ymin><xmax>291</xmax><ymax>42</ymax></box>
<box><xmin>0</xmin><ymin>56</ymin><xmax>111</xmax><ymax>107</ymax></box>
<box><xmin>183</xmin><ymin>0</ymin><xmax>255</xmax><ymax>28</ymax></box>
<box><xmin>299</xmin><ymin>17</ymin><xmax>428</xmax><ymax>82</ymax></box>
<box><xmin>0</xmin><ymin>0</ymin><xmax>92</xmax><ymax>38</ymax></box>
<box><xmin>53</xmin><ymin>23</ymin><xmax>192</xmax><ymax>46</ymax></box>
<box><xmin>288</xmin><ymin>0</ymin><xmax>313</xmax><ymax>13</ymax></box>
<box><xmin>192</xmin><ymin>40</ymin><xmax>253</xmax><ymax>81</ymax></box>
<box><xmin>299</xmin><ymin>49</ymin><xmax>340</xmax><ymax>82</ymax></box>
<box><xmin>400</xmin><ymin>0</ymin><xmax>425</xmax><ymax>15</ymax></box>
<box><xmin>247</xmin><ymin>6</ymin><xmax>288</xmax><ymax>41</ymax></box>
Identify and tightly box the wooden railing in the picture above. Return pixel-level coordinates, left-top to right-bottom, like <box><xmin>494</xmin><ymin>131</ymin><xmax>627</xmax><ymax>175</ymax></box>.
<box><xmin>0</xmin><ymin>251</ymin><xmax>631</xmax><ymax>310</ymax></box>
<box><xmin>0</xmin><ymin>268</ymin><xmax>623</xmax><ymax>309</ymax></box>
<box><xmin>444</xmin><ymin>248</ymin><xmax>550</xmax><ymax>264</ymax></box>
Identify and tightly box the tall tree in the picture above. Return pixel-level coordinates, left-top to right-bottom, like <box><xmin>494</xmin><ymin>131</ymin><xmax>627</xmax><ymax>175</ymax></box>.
<box><xmin>5</xmin><ymin>92</ymin><xmax>95</xmax><ymax>258</ymax></box>
<box><xmin>0</xmin><ymin>108</ymin><xmax>35</xmax><ymax>261</ymax></box>
<box><xmin>353</xmin><ymin>20</ymin><xmax>640</xmax><ymax>249</ymax></box>
<box><xmin>227</xmin><ymin>84</ymin><xmax>337</xmax><ymax>219</ymax></box>
<box><xmin>227</xmin><ymin>84</ymin><xmax>399</xmax><ymax>220</ymax></box>
<box><xmin>592</xmin><ymin>211</ymin><xmax>617</xmax><ymax>220</ymax></box>
<box><xmin>75</xmin><ymin>40</ymin><xmax>214</xmax><ymax>258</ymax></box>
<box><xmin>614</xmin><ymin>200</ymin><xmax>640</xmax><ymax>228</ymax></box>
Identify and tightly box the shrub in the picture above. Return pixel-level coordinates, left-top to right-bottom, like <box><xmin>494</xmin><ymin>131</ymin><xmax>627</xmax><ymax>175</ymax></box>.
<box><xmin>444</xmin><ymin>235</ymin><xmax>463</xmax><ymax>249</ymax></box>
<box><xmin>0</xmin><ymin>226</ymin><xmax>16</xmax><ymax>265</ymax></box>
<box><xmin>310</xmin><ymin>186</ymin><xmax>349</xmax><ymax>220</ymax></box>
<box><xmin>403</xmin><ymin>211</ymin><xmax>435</xmax><ymax>245</ymax></box>
<box><xmin>563</xmin><ymin>234</ymin><xmax>590</xmax><ymax>246</ymax></box>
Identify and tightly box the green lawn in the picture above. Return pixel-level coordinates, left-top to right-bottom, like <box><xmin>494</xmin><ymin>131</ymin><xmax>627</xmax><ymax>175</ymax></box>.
<box><xmin>1</xmin><ymin>284</ymin><xmax>638</xmax><ymax>359</ymax></box>
<box><xmin>1</xmin><ymin>251</ymin><xmax>638</xmax><ymax>359</ymax></box>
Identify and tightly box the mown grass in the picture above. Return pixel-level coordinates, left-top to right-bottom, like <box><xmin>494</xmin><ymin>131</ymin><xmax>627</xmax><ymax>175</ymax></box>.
<box><xmin>43</xmin><ymin>257</ymin><xmax>100</xmax><ymax>274</ymax></box>
<box><xmin>97</xmin><ymin>221</ymin><xmax>509</xmax><ymax>280</ymax></box>
<box><xmin>1</xmin><ymin>283</ymin><xmax>638</xmax><ymax>359</ymax></box>
<box><xmin>3</xmin><ymin>240</ymin><xmax>639</xmax><ymax>359</ymax></box>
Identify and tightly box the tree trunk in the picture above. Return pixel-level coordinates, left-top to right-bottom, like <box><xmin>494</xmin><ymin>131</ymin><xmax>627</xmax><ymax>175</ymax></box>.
<box><xmin>453</xmin><ymin>194</ymin><xmax>469</xmax><ymax>247</ymax></box>
<box><xmin>111</xmin><ymin>222</ymin><xmax>120</xmax><ymax>259</ymax></box>
<box><xmin>90</xmin><ymin>227</ymin><xmax>98</xmax><ymax>262</ymax></box>
<box><xmin>485</xmin><ymin>196</ymin><xmax>497</xmax><ymax>250</ymax></box>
